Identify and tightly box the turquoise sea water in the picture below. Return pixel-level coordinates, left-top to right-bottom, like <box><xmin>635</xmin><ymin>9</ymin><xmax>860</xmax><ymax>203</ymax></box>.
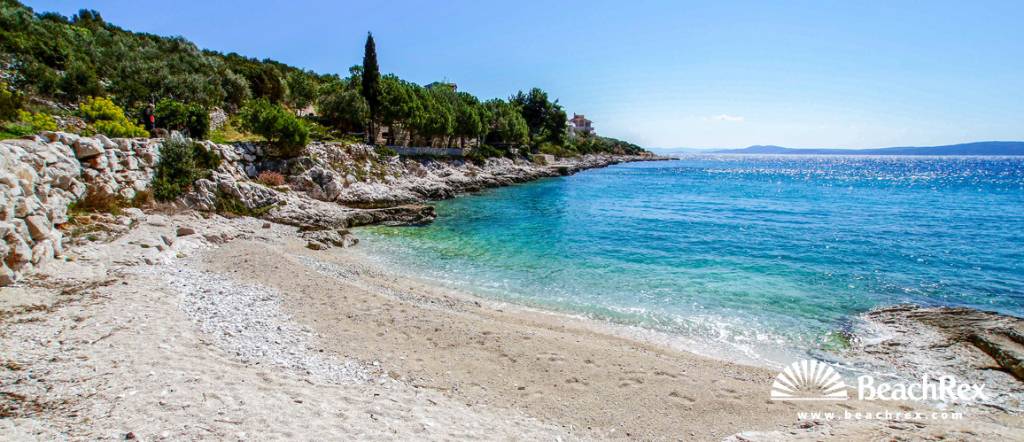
<box><xmin>358</xmin><ymin>156</ymin><xmax>1024</xmax><ymax>365</ymax></box>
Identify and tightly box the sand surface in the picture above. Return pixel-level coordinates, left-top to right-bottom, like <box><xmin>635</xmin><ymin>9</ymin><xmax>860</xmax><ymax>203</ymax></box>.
<box><xmin>2</xmin><ymin>212</ymin><xmax>1022</xmax><ymax>440</ymax></box>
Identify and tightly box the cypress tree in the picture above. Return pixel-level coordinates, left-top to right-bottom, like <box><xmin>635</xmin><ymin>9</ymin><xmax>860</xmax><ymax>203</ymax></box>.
<box><xmin>362</xmin><ymin>32</ymin><xmax>382</xmax><ymax>144</ymax></box>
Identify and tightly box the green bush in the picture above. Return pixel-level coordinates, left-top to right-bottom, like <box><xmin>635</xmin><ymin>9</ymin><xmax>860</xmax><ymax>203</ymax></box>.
<box><xmin>375</xmin><ymin>145</ymin><xmax>397</xmax><ymax>158</ymax></box>
<box><xmin>316</xmin><ymin>84</ymin><xmax>368</xmax><ymax>132</ymax></box>
<box><xmin>79</xmin><ymin>96</ymin><xmax>148</xmax><ymax>138</ymax></box>
<box><xmin>238</xmin><ymin>98</ymin><xmax>309</xmax><ymax>157</ymax></box>
<box><xmin>466</xmin><ymin>144</ymin><xmax>507</xmax><ymax>165</ymax></box>
<box><xmin>155</xmin><ymin>99</ymin><xmax>210</xmax><ymax>139</ymax></box>
<box><xmin>1</xmin><ymin>110</ymin><xmax>58</xmax><ymax>138</ymax></box>
<box><xmin>304</xmin><ymin>119</ymin><xmax>336</xmax><ymax>142</ymax></box>
<box><xmin>192</xmin><ymin>142</ymin><xmax>222</xmax><ymax>171</ymax></box>
<box><xmin>0</xmin><ymin>82</ymin><xmax>22</xmax><ymax>122</ymax></box>
<box><xmin>151</xmin><ymin>137</ymin><xmax>221</xmax><ymax>201</ymax></box>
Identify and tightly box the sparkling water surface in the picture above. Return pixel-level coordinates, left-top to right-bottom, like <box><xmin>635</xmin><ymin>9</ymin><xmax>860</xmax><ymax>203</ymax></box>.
<box><xmin>357</xmin><ymin>156</ymin><xmax>1024</xmax><ymax>365</ymax></box>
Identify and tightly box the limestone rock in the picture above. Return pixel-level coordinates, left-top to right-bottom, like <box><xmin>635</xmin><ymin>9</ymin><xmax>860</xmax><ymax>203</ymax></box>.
<box><xmin>25</xmin><ymin>215</ymin><xmax>51</xmax><ymax>241</ymax></box>
<box><xmin>0</xmin><ymin>264</ymin><xmax>14</xmax><ymax>286</ymax></box>
<box><xmin>176</xmin><ymin>227</ymin><xmax>197</xmax><ymax>237</ymax></box>
<box><xmin>74</xmin><ymin>138</ymin><xmax>105</xmax><ymax>159</ymax></box>
<box><xmin>300</xmin><ymin>229</ymin><xmax>359</xmax><ymax>249</ymax></box>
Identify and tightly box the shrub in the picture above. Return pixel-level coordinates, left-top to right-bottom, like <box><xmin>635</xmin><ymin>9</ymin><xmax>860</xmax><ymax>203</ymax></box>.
<box><xmin>79</xmin><ymin>96</ymin><xmax>148</xmax><ymax>138</ymax></box>
<box><xmin>1</xmin><ymin>110</ymin><xmax>58</xmax><ymax>138</ymax></box>
<box><xmin>155</xmin><ymin>99</ymin><xmax>210</xmax><ymax>139</ymax></box>
<box><xmin>191</xmin><ymin>142</ymin><xmax>222</xmax><ymax>171</ymax></box>
<box><xmin>0</xmin><ymin>82</ymin><xmax>22</xmax><ymax>122</ymax></box>
<box><xmin>466</xmin><ymin>144</ymin><xmax>505</xmax><ymax>165</ymax></box>
<box><xmin>68</xmin><ymin>188</ymin><xmax>128</xmax><ymax>216</ymax></box>
<box><xmin>238</xmin><ymin>98</ymin><xmax>309</xmax><ymax>157</ymax></box>
<box><xmin>316</xmin><ymin>86</ymin><xmax>368</xmax><ymax>132</ymax></box>
<box><xmin>213</xmin><ymin>191</ymin><xmax>275</xmax><ymax>217</ymax></box>
<box><xmin>151</xmin><ymin>136</ymin><xmax>221</xmax><ymax>201</ymax></box>
<box><xmin>130</xmin><ymin>189</ymin><xmax>154</xmax><ymax>208</ymax></box>
<box><xmin>375</xmin><ymin>145</ymin><xmax>397</xmax><ymax>158</ymax></box>
<box><xmin>256</xmin><ymin>170</ymin><xmax>285</xmax><ymax>187</ymax></box>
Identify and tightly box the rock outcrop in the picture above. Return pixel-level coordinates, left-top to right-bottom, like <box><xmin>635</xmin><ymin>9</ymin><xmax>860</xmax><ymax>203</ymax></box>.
<box><xmin>847</xmin><ymin>305</ymin><xmax>1024</xmax><ymax>412</ymax></box>
<box><xmin>1</xmin><ymin>131</ymin><xmax>659</xmax><ymax>285</ymax></box>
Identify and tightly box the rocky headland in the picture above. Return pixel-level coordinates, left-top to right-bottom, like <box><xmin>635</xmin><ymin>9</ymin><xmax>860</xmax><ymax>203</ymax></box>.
<box><xmin>0</xmin><ymin>132</ymin><xmax>660</xmax><ymax>285</ymax></box>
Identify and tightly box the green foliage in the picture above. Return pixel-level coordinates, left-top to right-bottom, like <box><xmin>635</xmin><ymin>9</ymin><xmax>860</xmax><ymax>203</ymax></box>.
<box><xmin>378</xmin><ymin>74</ymin><xmax>417</xmax><ymax>126</ymax></box>
<box><xmin>511</xmin><ymin>88</ymin><xmax>567</xmax><ymax>149</ymax></box>
<box><xmin>213</xmin><ymin>190</ymin><xmax>275</xmax><ymax>217</ymax></box>
<box><xmin>0</xmin><ymin>1</ymin><xmax>327</xmax><ymax>112</ymax></box>
<box><xmin>0</xmin><ymin>82</ymin><xmax>24</xmax><ymax>121</ymax></box>
<box><xmin>571</xmin><ymin>135</ymin><xmax>646</xmax><ymax>155</ymax></box>
<box><xmin>208</xmin><ymin>115</ymin><xmax>255</xmax><ymax>143</ymax></box>
<box><xmin>410</xmin><ymin>85</ymin><xmax>454</xmax><ymax>141</ymax></box>
<box><xmin>219</xmin><ymin>69</ymin><xmax>251</xmax><ymax>112</ymax></box>
<box><xmin>285</xmin><ymin>70</ymin><xmax>316</xmax><ymax>109</ymax></box>
<box><xmin>316</xmin><ymin>78</ymin><xmax>368</xmax><ymax>132</ymax></box>
<box><xmin>375</xmin><ymin>145</ymin><xmax>397</xmax><ymax>157</ymax></box>
<box><xmin>58</xmin><ymin>58</ymin><xmax>103</xmax><ymax>101</ymax></box>
<box><xmin>192</xmin><ymin>142</ymin><xmax>222</xmax><ymax>170</ymax></box>
<box><xmin>78</xmin><ymin>96</ymin><xmax>148</xmax><ymax>137</ymax></box>
<box><xmin>151</xmin><ymin>136</ymin><xmax>219</xmax><ymax>201</ymax></box>
<box><xmin>483</xmin><ymin>99</ymin><xmax>528</xmax><ymax>147</ymax></box>
<box><xmin>466</xmin><ymin>144</ymin><xmax>507</xmax><ymax>165</ymax></box>
<box><xmin>66</xmin><ymin>187</ymin><xmax>153</xmax><ymax>216</ymax></box>
<box><xmin>1</xmin><ymin>109</ymin><xmax>58</xmax><ymax>138</ymax></box>
<box><xmin>239</xmin><ymin>98</ymin><xmax>309</xmax><ymax>157</ymax></box>
<box><xmin>537</xmin><ymin>142</ymin><xmax>577</xmax><ymax>158</ymax></box>
<box><xmin>155</xmin><ymin>98</ymin><xmax>210</xmax><ymax>139</ymax></box>
<box><xmin>454</xmin><ymin>92</ymin><xmax>483</xmax><ymax>148</ymax></box>
<box><xmin>0</xmin><ymin>1</ymin><xmax>649</xmax><ymax>154</ymax></box>
<box><xmin>361</xmin><ymin>32</ymin><xmax>382</xmax><ymax>136</ymax></box>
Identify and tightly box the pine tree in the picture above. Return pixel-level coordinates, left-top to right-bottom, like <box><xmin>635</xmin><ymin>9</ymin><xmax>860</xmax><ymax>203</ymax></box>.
<box><xmin>361</xmin><ymin>32</ymin><xmax>382</xmax><ymax>144</ymax></box>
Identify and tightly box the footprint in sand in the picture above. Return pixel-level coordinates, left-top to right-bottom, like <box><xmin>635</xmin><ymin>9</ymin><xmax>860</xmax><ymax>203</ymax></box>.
<box><xmin>667</xmin><ymin>390</ymin><xmax>697</xmax><ymax>405</ymax></box>
<box><xmin>653</xmin><ymin>370</ymin><xmax>680</xmax><ymax>379</ymax></box>
<box><xmin>535</xmin><ymin>352</ymin><xmax>565</xmax><ymax>364</ymax></box>
<box><xmin>617</xmin><ymin>376</ymin><xmax>645</xmax><ymax>388</ymax></box>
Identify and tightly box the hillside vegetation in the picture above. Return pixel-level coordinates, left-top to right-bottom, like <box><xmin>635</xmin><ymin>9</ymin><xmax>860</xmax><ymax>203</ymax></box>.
<box><xmin>0</xmin><ymin>0</ymin><xmax>646</xmax><ymax>157</ymax></box>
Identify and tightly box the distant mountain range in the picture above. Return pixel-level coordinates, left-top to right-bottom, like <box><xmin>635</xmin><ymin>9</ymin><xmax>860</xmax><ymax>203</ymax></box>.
<box><xmin>708</xmin><ymin>141</ymin><xmax>1024</xmax><ymax>156</ymax></box>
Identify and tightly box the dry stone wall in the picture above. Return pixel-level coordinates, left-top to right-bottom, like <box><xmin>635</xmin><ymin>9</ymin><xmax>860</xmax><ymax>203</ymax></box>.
<box><xmin>0</xmin><ymin>132</ymin><xmax>260</xmax><ymax>285</ymax></box>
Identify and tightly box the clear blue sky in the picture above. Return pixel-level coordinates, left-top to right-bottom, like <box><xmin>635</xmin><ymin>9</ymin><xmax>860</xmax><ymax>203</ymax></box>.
<box><xmin>24</xmin><ymin>0</ymin><xmax>1024</xmax><ymax>148</ymax></box>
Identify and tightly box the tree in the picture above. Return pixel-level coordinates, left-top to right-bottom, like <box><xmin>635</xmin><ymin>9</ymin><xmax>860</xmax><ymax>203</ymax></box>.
<box><xmin>316</xmin><ymin>79</ymin><xmax>368</xmax><ymax>133</ymax></box>
<box><xmin>510</xmin><ymin>87</ymin><xmax>567</xmax><ymax>150</ymax></box>
<box><xmin>483</xmin><ymin>99</ymin><xmax>528</xmax><ymax>147</ymax></box>
<box><xmin>239</xmin><ymin>98</ymin><xmax>309</xmax><ymax>157</ymax></box>
<box><xmin>286</xmin><ymin>70</ymin><xmax>316</xmax><ymax>109</ymax></box>
<box><xmin>220</xmin><ymin>69</ymin><xmax>251</xmax><ymax>111</ymax></box>
<box><xmin>155</xmin><ymin>98</ymin><xmax>210</xmax><ymax>139</ymax></box>
<box><xmin>409</xmin><ymin>85</ymin><xmax>453</xmax><ymax>146</ymax></box>
<box><xmin>454</xmin><ymin>92</ymin><xmax>483</xmax><ymax>148</ymax></box>
<box><xmin>361</xmin><ymin>32</ymin><xmax>382</xmax><ymax>143</ymax></box>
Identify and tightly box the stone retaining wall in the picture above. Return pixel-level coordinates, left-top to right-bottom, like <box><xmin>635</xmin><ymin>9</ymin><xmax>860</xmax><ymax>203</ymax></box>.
<box><xmin>0</xmin><ymin>132</ymin><xmax>262</xmax><ymax>285</ymax></box>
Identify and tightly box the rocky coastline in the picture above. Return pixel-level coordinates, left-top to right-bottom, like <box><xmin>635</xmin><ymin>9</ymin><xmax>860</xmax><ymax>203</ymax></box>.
<box><xmin>0</xmin><ymin>131</ymin><xmax>664</xmax><ymax>285</ymax></box>
<box><xmin>2</xmin><ymin>133</ymin><xmax>1023</xmax><ymax>440</ymax></box>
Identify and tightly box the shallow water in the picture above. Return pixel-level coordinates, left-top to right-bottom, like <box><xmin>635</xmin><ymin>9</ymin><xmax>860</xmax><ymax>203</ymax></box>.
<box><xmin>358</xmin><ymin>156</ymin><xmax>1024</xmax><ymax>365</ymax></box>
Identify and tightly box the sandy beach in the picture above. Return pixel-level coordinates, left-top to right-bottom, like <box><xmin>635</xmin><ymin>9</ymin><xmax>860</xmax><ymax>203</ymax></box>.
<box><xmin>3</xmin><ymin>211</ymin><xmax>1021</xmax><ymax>440</ymax></box>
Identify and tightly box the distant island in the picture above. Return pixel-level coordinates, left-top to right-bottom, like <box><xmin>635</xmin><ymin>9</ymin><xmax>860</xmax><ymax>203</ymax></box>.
<box><xmin>710</xmin><ymin>141</ymin><xmax>1024</xmax><ymax>156</ymax></box>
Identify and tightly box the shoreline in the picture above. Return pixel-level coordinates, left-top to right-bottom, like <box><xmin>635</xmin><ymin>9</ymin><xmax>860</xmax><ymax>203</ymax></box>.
<box><xmin>2</xmin><ymin>211</ymin><xmax>1022</xmax><ymax>440</ymax></box>
<box><xmin>344</xmin><ymin>240</ymin><xmax>799</xmax><ymax>370</ymax></box>
<box><xmin>2</xmin><ymin>135</ymin><xmax>1022</xmax><ymax>439</ymax></box>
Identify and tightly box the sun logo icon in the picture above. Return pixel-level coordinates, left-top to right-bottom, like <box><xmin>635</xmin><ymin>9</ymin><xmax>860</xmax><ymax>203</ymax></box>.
<box><xmin>770</xmin><ymin>359</ymin><xmax>848</xmax><ymax>401</ymax></box>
